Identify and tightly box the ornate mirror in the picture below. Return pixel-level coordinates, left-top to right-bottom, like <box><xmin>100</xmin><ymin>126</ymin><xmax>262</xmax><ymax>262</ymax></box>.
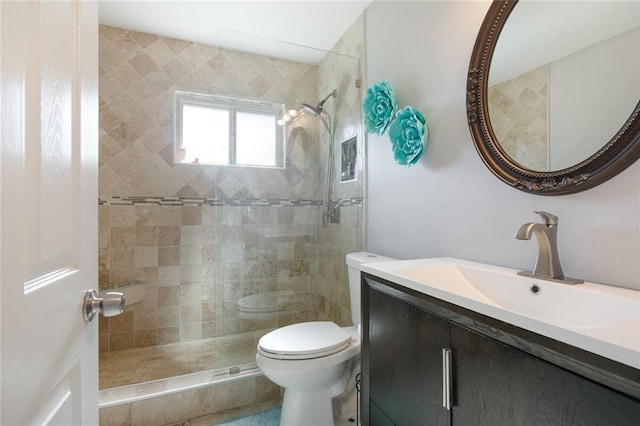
<box><xmin>467</xmin><ymin>0</ymin><xmax>640</xmax><ymax>195</ymax></box>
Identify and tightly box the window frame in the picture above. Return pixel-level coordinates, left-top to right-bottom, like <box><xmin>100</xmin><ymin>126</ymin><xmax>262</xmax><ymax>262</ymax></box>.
<box><xmin>174</xmin><ymin>90</ymin><xmax>285</xmax><ymax>168</ymax></box>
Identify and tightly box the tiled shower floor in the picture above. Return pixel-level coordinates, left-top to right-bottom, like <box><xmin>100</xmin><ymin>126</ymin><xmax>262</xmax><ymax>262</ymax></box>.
<box><xmin>99</xmin><ymin>330</ymin><xmax>267</xmax><ymax>389</ymax></box>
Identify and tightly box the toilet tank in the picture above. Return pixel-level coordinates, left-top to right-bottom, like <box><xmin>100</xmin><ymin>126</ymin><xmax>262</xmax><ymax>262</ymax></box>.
<box><xmin>346</xmin><ymin>252</ymin><xmax>396</xmax><ymax>325</ymax></box>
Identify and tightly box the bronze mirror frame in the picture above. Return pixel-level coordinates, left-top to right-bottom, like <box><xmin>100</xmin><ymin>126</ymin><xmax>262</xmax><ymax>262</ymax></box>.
<box><xmin>466</xmin><ymin>0</ymin><xmax>640</xmax><ymax>195</ymax></box>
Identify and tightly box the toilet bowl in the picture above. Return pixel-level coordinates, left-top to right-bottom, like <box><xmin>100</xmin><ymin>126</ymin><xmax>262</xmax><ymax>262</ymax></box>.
<box><xmin>256</xmin><ymin>252</ymin><xmax>395</xmax><ymax>426</ymax></box>
<box><xmin>236</xmin><ymin>290</ymin><xmax>295</xmax><ymax>320</ymax></box>
<box><xmin>256</xmin><ymin>322</ymin><xmax>360</xmax><ymax>425</ymax></box>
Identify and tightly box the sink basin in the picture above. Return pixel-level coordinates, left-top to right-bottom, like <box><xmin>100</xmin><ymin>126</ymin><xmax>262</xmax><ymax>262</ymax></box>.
<box><xmin>398</xmin><ymin>263</ymin><xmax>639</xmax><ymax>329</ymax></box>
<box><xmin>360</xmin><ymin>257</ymin><xmax>640</xmax><ymax>369</ymax></box>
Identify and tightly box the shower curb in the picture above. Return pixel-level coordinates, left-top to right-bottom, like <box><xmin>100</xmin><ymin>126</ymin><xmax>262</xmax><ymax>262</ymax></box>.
<box><xmin>99</xmin><ymin>365</ymin><xmax>263</xmax><ymax>408</ymax></box>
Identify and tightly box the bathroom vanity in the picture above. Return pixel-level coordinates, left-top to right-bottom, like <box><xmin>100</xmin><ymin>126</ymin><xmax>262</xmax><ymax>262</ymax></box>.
<box><xmin>360</xmin><ymin>261</ymin><xmax>640</xmax><ymax>425</ymax></box>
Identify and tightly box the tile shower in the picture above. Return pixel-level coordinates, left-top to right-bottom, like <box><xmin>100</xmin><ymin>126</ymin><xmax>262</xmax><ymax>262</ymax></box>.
<box><xmin>98</xmin><ymin>17</ymin><xmax>364</xmax><ymax>424</ymax></box>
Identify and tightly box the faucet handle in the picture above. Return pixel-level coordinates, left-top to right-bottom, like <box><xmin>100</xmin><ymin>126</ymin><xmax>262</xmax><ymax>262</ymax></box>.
<box><xmin>533</xmin><ymin>211</ymin><xmax>558</xmax><ymax>226</ymax></box>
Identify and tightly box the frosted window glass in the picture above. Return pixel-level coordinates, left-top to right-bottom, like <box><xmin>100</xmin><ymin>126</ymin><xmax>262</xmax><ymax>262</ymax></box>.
<box><xmin>181</xmin><ymin>104</ymin><xmax>229</xmax><ymax>164</ymax></box>
<box><xmin>175</xmin><ymin>90</ymin><xmax>284</xmax><ymax>167</ymax></box>
<box><xmin>236</xmin><ymin>111</ymin><xmax>277</xmax><ymax>166</ymax></box>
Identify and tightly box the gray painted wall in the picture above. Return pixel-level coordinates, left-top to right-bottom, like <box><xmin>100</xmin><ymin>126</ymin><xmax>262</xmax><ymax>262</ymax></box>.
<box><xmin>364</xmin><ymin>1</ymin><xmax>640</xmax><ymax>290</ymax></box>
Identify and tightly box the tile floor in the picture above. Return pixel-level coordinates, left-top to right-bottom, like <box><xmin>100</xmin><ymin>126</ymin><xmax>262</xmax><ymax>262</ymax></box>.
<box><xmin>100</xmin><ymin>330</ymin><xmax>267</xmax><ymax>389</ymax></box>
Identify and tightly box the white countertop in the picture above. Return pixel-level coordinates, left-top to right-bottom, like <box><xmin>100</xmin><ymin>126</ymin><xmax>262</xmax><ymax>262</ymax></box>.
<box><xmin>361</xmin><ymin>257</ymin><xmax>640</xmax><ymax>370</ymax></box>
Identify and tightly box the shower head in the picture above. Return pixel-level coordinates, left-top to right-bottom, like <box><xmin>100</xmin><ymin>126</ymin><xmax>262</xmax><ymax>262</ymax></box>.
<box><xmin>299</xmin><ymin>89</ymin><xmax>337</xmax><ymax>117</ymax></box>
<box><xmin>300</xmin><ymin>103</ymin><xmax>322</xmax><ymax>117</ymax></box>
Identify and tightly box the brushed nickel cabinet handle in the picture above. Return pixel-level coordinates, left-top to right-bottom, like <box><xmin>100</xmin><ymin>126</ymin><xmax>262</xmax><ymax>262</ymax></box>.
<box><xmin>442</xmin><ymin>348</ymin><xmax>452</xmax><ymax>410</ymax></box>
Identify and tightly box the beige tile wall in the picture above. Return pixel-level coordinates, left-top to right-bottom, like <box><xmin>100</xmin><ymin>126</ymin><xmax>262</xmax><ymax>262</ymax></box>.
<box><xmin>98</xmin><ymin>24</ymin><xmax>323</xmax><ymax>356</ymax></box>
<box><xmin>315</xmin><ymin>15</ymin><xmax>365</xmax><ymax>325</ymax></box>
<box><xmin>99</xmin><ymin>202</ymin><xmax>318</xmax><ymax>352</ymax></box>
<box><xmin>319</xmin><ymin>15</ymin><xmax>365</xmax><ymax>201</ymax></box>
<box><xmin>99</xmin><ymin>24</ymin><xmax>321</xmax><ymax>200</ymax></box>
<box><xmin>488</xmin><ymin>65</ymin><xmax>549</xmax><ymax>171</ymax></box>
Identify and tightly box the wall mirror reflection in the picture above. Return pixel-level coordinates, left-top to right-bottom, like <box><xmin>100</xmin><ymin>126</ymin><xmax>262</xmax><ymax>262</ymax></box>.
<box><xmin>488</xmin><ymin>1</ymin><xmax>639</xmax><ymax>172</ymax></box>
<box><xmin>467</xmin><ymin>0</ymin><xmax>640</xmax><ymax>195</ymax></box>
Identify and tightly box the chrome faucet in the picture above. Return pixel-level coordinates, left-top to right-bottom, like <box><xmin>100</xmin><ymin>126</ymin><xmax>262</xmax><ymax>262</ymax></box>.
<box><xmin>515</xmin><ymin>211</ymin><xmax>583</xmax><ymax>284</ymax></box>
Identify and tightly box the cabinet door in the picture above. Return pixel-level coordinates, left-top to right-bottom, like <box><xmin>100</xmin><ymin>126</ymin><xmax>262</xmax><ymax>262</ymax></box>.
<box><xmin>451</xmin><ymin>324</ymin><xmax>640</xmax><ymax>426</ymax></box>
<box><xmin>369</xmin><ymin>287</ymin><xmax>451</xmax><ymax>425</ymax></box>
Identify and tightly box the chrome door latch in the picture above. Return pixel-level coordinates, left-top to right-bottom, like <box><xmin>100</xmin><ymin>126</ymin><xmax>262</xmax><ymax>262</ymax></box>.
<box><xmin>83</xmin><ymin>290</ymin><xmax>125</xmax><ymax>322</ymax></box>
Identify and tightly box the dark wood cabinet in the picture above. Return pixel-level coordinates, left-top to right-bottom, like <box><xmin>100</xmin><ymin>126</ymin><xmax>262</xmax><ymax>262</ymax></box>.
<box><xmin>362</xmin><ymin>274</ymin><xmax>640</xmax><ymax>426</ymax></box>
<box><xmin>368</xmin><ymin>285</ymin><xmax>450</xmax><ymax>425</ymax></box>
<box><xmin>451</xmin><ymin>323</ymin><xmax>640</xmax><ymax>425</ymax></box>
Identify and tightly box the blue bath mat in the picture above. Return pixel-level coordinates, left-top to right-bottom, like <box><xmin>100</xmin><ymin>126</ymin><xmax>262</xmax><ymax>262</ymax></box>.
<box><xmin>216</xmin><ymin>407</ymin><xmax>281</xmax><ymax>425</ymax></box>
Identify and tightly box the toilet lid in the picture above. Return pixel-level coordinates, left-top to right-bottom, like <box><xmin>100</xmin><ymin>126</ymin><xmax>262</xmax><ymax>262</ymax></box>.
<box><xmin>258</xmin><ymin>321</ymin><xmax>351</xmax><ymax>360</ymax></box>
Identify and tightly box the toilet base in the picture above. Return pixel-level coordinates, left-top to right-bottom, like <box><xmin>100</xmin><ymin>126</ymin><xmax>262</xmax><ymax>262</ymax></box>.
<box><xmin>255</xmin><ymin>325</ymin><xmax>361</xmax><ymax>425</ymax></box>
<box><xmin>278</xmin><ymin>369</ymin><xmax>359</xmax><ymax>426</ymax></box>
<box><xmin>280</xmin><ymin>388</ymin><xmax>336</xmax><ymax>426</ymax></box>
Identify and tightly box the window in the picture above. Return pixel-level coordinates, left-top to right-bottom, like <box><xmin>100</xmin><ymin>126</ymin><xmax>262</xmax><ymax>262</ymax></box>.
<box><xmin>175</xmin><ymin>91</ymin><xmax>285</xmax><ymax>167</ymax></box>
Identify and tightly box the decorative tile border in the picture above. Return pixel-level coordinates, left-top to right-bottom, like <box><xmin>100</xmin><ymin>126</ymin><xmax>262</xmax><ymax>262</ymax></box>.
<box><xmin>338</xmin><ymin>197</ymin><xmax>365</xmax><ymax>207</ymax></box>
<box><xmin>98</xmin><ymin>196</ymin><xmax>364</xmax><ymax>207</ymax></box>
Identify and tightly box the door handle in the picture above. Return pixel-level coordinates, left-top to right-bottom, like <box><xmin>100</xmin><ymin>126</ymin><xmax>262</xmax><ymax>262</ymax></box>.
<box><xmin>83</xmin><ymin>290</ymin><xmax>125</xmax><ymax>322</ymax></box>
<box><xmin>442</xmin><ymin>348</ymin><xmax>452</xmax><ymax>410</ymax></box>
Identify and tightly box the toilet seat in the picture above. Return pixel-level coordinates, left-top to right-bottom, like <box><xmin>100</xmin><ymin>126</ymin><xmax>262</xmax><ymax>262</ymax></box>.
<box><xmin>258</xmin><ymin>321</ymin><xmax>352</xmax><ymax>360</ymax></box>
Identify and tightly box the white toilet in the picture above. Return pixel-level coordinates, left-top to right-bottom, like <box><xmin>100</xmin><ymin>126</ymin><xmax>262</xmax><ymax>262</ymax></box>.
<box><xmin>256</xmin><ymin>252</ymin><xmax>395</xmax><ymax>426</ymax></box>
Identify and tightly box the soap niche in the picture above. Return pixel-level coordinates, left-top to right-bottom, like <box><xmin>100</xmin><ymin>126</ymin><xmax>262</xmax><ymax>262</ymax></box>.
<box><xmin>340</xmin><ymin>136</ymin><xmax>357</xmax><ymax>182</ymax></box>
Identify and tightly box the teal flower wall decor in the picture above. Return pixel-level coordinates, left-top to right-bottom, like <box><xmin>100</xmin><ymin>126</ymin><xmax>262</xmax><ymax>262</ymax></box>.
<box><xmin>363</xmin><ymin>81</ymin><xmax>397</xmax><ymax>135</ymax></box>
<box><xmin>388</xmin><ymin>106</ymin><xmax>428</xmax><ymax>167</ymax></box>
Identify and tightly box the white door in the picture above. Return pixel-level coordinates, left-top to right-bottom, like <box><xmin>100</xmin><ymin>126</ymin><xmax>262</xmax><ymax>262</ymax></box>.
<box><xmin>1</xmin><ymin>0</ymin><xmax>99</xmax><ymax>424</ymax></box>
